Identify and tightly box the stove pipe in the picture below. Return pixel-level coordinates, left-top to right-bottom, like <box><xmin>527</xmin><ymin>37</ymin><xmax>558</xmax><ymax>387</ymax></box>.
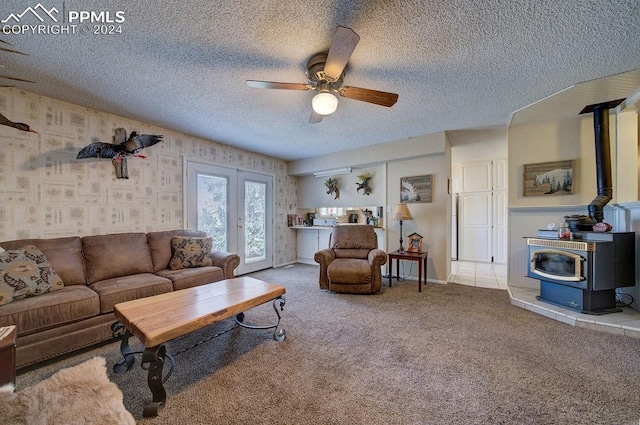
<box><xmin>579</xmin><ymin>98</ymin><xmax>625</xmax><ymax>224</ymax></box>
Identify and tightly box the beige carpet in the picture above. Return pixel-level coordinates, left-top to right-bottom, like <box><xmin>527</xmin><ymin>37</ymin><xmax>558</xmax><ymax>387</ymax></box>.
<box><xmin>16</xmin><ymin>264</ymin><xmax>640</xmax><ymax>424</ymax></box>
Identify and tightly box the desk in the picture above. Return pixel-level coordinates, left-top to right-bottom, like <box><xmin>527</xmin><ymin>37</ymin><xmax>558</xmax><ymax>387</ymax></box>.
<box><xmin>388</xmin><ymin>251</ymin><xmax>428</xmax><ymax>292</ymax></box>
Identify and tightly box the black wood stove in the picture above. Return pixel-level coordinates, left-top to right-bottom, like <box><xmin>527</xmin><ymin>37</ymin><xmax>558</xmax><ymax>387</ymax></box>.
<box><xmin>526</xmin><ymin>98</ymin><xmax>636</xmax><ymax>314</ymax></box>
<box><xmin>526</xmin><ymin>230</ymin><xmax>635</xmax><ymax>314</ymax></box>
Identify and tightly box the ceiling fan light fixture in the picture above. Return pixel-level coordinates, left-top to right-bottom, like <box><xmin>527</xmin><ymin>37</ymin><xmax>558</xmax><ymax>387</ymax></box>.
<box><xmin>312</xmin><ymin>92</ymin><xmax>338</xmax><ymax>115</ymax></box>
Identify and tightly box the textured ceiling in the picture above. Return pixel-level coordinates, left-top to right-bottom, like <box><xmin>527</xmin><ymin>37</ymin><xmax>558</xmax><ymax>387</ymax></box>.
<box><xmin>1</xmin><ymin>0</ymin><xmax>639</xmax><ymax>161</ymax></box>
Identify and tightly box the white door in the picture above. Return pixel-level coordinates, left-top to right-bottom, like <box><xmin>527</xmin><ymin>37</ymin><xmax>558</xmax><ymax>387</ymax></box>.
<box><xmin>492</xmin><ymin>190</ymin><xmax>508</xmax><ymax>264</ymax></box>
<box><xmin>459</xmin><ymin>192</ymin><xmax>492</xmax><ymax>262</ymax></box>
<box><xmin>457</xmin><ymin>159</ymin><xmax>508</xmax><ymax>263</ymax></box>
<box><xmin>186</xmin><ymin>161</ymin><xmax>273</xmax><ymax>275</ymax></box>
<box><xmin>491</xmin><ymin>159</ymin><xmax>508</xmax><ymax>264</ymax></box>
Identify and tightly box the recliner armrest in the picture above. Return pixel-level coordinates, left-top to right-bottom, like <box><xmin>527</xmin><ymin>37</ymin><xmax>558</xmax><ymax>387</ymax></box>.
<box><xmin>314</xmin><ymin>249</ymin><xmax>335</xmax><ymax>290</ymax></box>
<box><xmin>368</xmin><ymin>249</ymin><xmax>388</xmax><ymax>267</ymax></box>
<box><xmin>314</xmin><ymin>249</ymin><xmax>335</xmax><ymax>266</ymax></box>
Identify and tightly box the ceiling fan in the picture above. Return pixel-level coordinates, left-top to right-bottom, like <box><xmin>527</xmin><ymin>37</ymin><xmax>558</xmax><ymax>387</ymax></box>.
<box><xmin>246</xmin><ymin>26</ymin><xmax>399</xmax><ymax>123</ymax></box>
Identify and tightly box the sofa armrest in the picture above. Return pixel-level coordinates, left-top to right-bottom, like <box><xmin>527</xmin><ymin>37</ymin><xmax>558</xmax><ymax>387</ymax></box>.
<box><xmin>368</xmin><ymin>249</ymin><xmax>388</xmax><ymax>267</ymax></box>
<box><xmin>209</xmin><ymin>251</ymin><xmax>240</xmax><ymax>279</ymax></box>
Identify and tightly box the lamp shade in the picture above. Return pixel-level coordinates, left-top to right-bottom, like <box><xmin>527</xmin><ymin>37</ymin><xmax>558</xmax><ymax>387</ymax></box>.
<box><xmin>312</xmin><ymin>92</ymin><xmax>338</xmax><ymax>115</ymax></box>
<box><xmin>393</xmin><ymin>203</ymin><xmax>413</xmax><ymax>221</ymax></box>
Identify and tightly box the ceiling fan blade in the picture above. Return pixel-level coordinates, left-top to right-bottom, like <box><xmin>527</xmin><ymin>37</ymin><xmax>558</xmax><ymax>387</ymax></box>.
<box><xmin>324</xmin><ymin>26</ymin><xmax>360</xmax><ymax>82</ymax></box>
<box><xmin>309</xmin><ymin>110</ymin><xmax>323</xmax><ymax>123</ymax></box>
<box><xmin>0</xmin><ymin>46</ymin><xmax>27</xmax><ymax>55</ymax></box>
<box><xmin>0</xmin><ymin>74</ymin><xmax>35</xmax><ymax>83</ymax></box>
<box><xmin>338</xmin><ymin>86</ymin><xmax>398</xmax><ymax>107</ymax></box>
<box><xmin>246</xmin><ymin>80</ymin><xmax>312</xmax><ymax>90</ymax></box>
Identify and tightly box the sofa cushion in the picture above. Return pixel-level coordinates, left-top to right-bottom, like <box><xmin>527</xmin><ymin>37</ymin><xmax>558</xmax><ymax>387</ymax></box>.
<box><xmin>156</xmin><ymin>266</ymin><xmax>225</xmax><ymax>291</ymax></box>
<box><xmin>83</xmin><ymin>233</ymin><xmax>154</xmax><ymax>283</ymax></box>
<box><xmin>89</xmin><ymin>273</ymin><xmax>173</xmax><ymax>313</ymax></box>
<box><xmin>0</xmin><ymin>237</ymin><xmax>86</xmax><ymax>286</ymax></box>
<box><xmin>169</xmin><ymin>236</ymin><xmax>214</xmax><ymax>270</ymax></box>
<box><xmin>0</xmin><ymin>285</ymin><xmax>100</xmax><ymax>336</ymax></box>
<box><xmin>147</xmin><ymin>229</ymin><xmax>207</xmax><ymax>272</ymax></box>
<box><xmin>0</xmin><ymin>246</ymin><xmax>64</xmax><ymax>305</ymax></box>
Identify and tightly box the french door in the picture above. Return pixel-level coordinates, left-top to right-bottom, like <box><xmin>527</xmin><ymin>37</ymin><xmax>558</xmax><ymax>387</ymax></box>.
<box><xmin>185</xmin><ymin>161</ymin><xmax>273</xmax><ymax>275</ymax></box>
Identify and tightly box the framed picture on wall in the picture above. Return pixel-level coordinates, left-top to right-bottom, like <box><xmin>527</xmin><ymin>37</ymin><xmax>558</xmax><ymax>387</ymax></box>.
<box><xmin>523</xmin><ymin>160</ymin><xmax>574</xmax><ymax>197</ymax></box>
<box><xmin>400</xmin><ymin>174</ymin><xmax>432</xmax><ymax>203</ymax></box>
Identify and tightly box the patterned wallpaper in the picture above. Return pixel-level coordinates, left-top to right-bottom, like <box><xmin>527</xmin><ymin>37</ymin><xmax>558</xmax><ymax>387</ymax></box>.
<box><xmin>0</xmin><ymin>89</ymin><xmax>298</xmax><ymax>266</ymax></box>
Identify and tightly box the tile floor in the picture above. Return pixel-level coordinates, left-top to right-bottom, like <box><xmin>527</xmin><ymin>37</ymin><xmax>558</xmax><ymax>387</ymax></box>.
<box><xmin>449</xmin><ymin>261</ymin><xmax>640</xmax><ymax>338</ymax></box>
<box><xmin>449</xmin><ymin>260</ymin><xmax>509</xmax><ymax>290</ymax></box>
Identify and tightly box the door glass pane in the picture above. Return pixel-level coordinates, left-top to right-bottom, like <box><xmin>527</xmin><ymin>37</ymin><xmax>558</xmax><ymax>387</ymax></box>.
<box><xmin>244</xmin><ymin>180</ymin><xmax>266</xmax><ymax>263</ymax></box>
<box><xmin>197</xmin><ymin>173</ymin><xmax>227</xmax><ymax>251</ymax></box>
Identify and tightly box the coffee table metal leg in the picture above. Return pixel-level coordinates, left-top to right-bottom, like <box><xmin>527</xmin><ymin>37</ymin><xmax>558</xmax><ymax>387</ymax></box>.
<box><xmin>142</xmin><ymin>344</ymin><xmax>167</xmax><ymax>417</ymax></box>
<box><xmin>112</xmin><ymin>321</ymin><xmax>135</xmax><ymax>373</ymax></box>
<box><xmin>234</xmin><ymin>296</ymin><xmax>286</xmax><ymax>341</ymax></box>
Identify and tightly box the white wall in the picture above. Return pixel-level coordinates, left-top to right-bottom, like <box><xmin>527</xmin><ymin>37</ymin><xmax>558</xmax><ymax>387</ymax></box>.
<box><xmin>448</xmin><ymin>127</ymin><xmax>508</xmax><ymax>163</ymax></box>
<box><xmin>386</xmin><ymin>151</ymin><xmax>451</xmax><ymax>284</ymax></box>
<box><xmin>507</xmin><ymin>114</ymin><xmax>617</xmax><ymax>208</ymax></box>
<box><xmin>288</xmin><ymin>132</ymin><xmax>447</xmax><ymax>176</ymax></box>
<box><xmin>297</xmin><ymin>165</ymin><xmax>385</xmax><ymax>208</ymax></box>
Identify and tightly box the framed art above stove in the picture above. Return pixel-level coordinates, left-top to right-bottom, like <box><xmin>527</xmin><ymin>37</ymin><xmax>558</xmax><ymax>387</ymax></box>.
<box><xmin>523</xmin><ymin>160</ymin><xmax>574</xmax><ymax>197</ymax></box>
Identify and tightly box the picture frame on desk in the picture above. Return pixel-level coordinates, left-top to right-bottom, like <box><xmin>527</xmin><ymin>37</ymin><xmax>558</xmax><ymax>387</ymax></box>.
<box><xmin>407</xmin><ymin>233</ymin><xmax>423</xmax><ymax>253</ymax></box>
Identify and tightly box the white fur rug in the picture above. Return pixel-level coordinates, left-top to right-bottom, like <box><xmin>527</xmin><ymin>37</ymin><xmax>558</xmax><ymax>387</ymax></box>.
<box><xmin>0</xmin><ymin>356</ymin><xmax>135</xmax><ymax>425</ymax></box>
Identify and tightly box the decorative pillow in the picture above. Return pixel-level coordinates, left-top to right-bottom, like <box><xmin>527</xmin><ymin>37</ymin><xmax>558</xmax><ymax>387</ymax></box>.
<box><xmin>169</xmin><ymin>236</ymin><xmax>214</xmax><ymax>270</ymax></box>
<box><xmin>0</xmin><ymin>245</ymin><xmax>64</xmax><ymax>305</ymax></box>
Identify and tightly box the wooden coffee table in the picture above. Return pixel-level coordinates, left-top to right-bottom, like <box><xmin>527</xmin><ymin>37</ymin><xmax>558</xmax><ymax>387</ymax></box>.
<box><xmin>111</xmin><ymin>276</ymin><xmax>286</xmax><ymax>417</ymax></box>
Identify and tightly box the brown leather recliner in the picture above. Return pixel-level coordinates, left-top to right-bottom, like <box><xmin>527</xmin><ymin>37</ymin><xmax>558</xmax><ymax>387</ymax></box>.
<box><xmin>314</xmin><ymin>225</ymin><xmax>387</xmax><ymax>294</ymax></box>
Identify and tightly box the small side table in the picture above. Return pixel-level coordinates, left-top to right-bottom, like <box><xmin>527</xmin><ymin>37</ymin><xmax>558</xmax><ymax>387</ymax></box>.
<box><xmin>388</xmin><ymin>250</ymin><xmax>429</xmax><ymax>292</ymax></box>
<box><xmin>0</xmin><ymin>325</ymin><xmax>17</xmax><ymax>386</ymax></box>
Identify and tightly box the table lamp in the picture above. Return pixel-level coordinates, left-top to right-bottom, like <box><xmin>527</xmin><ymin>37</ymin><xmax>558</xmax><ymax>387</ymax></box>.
<box><xmin>393</xmin><ymin>203</ymin><xmax>413</xmax><ymax>252</ymax></box>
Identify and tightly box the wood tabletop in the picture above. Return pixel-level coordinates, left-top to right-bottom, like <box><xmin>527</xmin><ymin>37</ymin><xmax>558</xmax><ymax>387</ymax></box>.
<box><xmin>113</xmin><ymin>277</ymin><xmax>286</xmax><ymax>347</ymax></box>
<box><xmin>388</xmin><ymin>250</ymin><xmax>428</xmax><ymax>258</ymax></box>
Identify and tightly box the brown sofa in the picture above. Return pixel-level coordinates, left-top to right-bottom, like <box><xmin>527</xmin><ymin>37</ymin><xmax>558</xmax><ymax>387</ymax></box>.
<box><xmin>0</xmin><ymin>229</ymin><xmax>240</xmax><ymax>368</ymax></box>
<box><xmin>314</xmin><ymin>225</ymin><xmax>387</xmax><ymax>294</ymax></box>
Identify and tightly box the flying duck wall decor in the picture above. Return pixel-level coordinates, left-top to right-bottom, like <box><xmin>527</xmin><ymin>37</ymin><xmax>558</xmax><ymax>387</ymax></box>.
<box><xmin>0</xmin><ymin>39</ymin><xmax>35</xmax><ymax>88</ymax></box>
<box><xmin>76</xmin><ymin>127</ymin><xmax>163</xmax><ymax>179</ymax></box>
<box><xmin>0</xmin><ymin>112</ymin><xmax>38</xmax><ymax>133</ymax></box>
